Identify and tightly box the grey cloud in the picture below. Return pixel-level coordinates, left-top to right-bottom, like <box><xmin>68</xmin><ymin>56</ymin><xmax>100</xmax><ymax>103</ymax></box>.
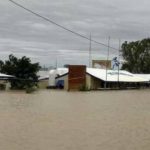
<box><xmin>0</xmin><ymin>0</ymin><xmax>150</xmax><ymax>66</ymax></box>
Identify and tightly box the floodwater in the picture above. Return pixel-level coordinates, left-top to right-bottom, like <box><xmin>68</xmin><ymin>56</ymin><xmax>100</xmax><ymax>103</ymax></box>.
<box><xmin>0</xmin><ymin>89</ymin><xmax>150</xmax><ymax>150</ymax></box>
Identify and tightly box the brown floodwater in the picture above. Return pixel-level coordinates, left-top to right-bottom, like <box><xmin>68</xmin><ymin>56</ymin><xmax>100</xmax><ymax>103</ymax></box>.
<box><xmin>0</xmin><ymin>89</ymin><xmax>150</xmax><ymax>150</ymax></box>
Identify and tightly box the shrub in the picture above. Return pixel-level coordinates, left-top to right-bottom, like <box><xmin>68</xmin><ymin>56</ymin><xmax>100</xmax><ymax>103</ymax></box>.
<box><xmin>25</xmin><ymin>86</ymin><xmax>37</xmax><ymax>94</ymax></box>
<box><xmin>0</xmin><ymin>84</ymin><xmax>6</xmax><ymax>90</ymax></box>
<box><xmin>79</xmin><ymin>84</ymin><xmax>90</xmax><ymax>91</ymax></box>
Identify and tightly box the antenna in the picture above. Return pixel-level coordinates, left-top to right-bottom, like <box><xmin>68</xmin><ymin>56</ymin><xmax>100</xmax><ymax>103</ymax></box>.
<box><xmin>89</xmin><ymin>33</ymin><xmax>92</xmax><ymax>67</ymax></box>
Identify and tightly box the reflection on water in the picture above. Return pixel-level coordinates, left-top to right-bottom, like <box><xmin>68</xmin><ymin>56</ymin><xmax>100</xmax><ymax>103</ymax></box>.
<box><xmin>0</xmin><ymin>89</ymin><xmax>150</xmax><ymax>150</ymax></box>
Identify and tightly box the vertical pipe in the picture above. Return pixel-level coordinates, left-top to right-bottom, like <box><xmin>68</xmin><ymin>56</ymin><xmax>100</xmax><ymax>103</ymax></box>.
<box><xmin>105</xmin><ymin>36</ymin><xmax>110</xmax><ymax>88</ymax></box>
<box><xmin>118</xmin><ymin>39</ymin><xmax>121</xmax><ymax>88</ymax></box>
<box><xmin>56</xmin><ymin>57</ymin><xmax>58</xmax><ymax>69</ymax></box>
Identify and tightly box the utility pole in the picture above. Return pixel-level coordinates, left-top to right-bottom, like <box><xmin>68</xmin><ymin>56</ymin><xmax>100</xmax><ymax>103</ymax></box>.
<box><xmin>55</xmin><ymin>57</ymin><xmax>58</xmax><ymax>69</ymax></box>
<box><xmin>105</xmin><ymin>36</ymin><xmax>110</xmax><ymax>88</ymax></box>
<box><xmin>118</xmin><ymin>39</ymin><xmax>121</xmax><ymax>88</ymax></box>
<box><xmin>89</xmin><ymin>33</ymin><xmax>92</xmax><ymax>68</ymax></box>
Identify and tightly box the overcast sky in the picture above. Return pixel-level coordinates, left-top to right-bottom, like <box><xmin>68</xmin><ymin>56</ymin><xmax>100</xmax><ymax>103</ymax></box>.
<box><xmin>0</xmin><ymin>0</ymin><xmax>150</xmax><ymax>67</ymax></box>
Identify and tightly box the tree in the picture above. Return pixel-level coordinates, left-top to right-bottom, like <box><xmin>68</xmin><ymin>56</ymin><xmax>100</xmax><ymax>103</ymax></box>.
<box><xmin>121</xmin><ymin>38</ymin><xmax>150</xmax><ymax>73</ymax></box>
<box><xmin>0</xmin><ymin>60</ymin><xmax>4</xmax><ymax>72</ymax></box>
<box><xmin>0</xmin><ymin>54</ymin><xmax>41</xmax><ymax>89</ymax></box>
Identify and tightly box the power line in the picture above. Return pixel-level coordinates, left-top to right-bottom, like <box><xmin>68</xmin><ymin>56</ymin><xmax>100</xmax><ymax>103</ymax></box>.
<box><xmin>8</xmin><ymin>0</ymin><xmax>119</xmax><ymax>51</ymax></box>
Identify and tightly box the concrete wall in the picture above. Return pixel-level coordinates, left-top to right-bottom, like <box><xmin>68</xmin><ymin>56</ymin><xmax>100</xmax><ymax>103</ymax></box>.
<box><xmin>64</xmin><ymin>75</ymin><xmax>68</xmax><ymax>90</ymax></box>
<box><xmin>86</xmin><ymin>75</ymin><xmax>103</xmax><ymax>90</ymax></box>
<box><xmin>57</xmin><ymin>74</ymin><xmax>91</xmax><ymax>91</ymax></box>
<box><xmin>38</xmin><ymin>79</ymin><xmax>49</xmax><ymax>89</ymax></box>
<box><xmin>91</xmin><ymin>77</ymin><xmax>103</xmax><ymax>89</ymax></box>
<box><xmin>86</xmin><ymin>74</ymin><xmax>92</xmax><ymax>89</ymax></box>
<box><xmin>56</xmin><ymin>75</ymin><xmax>68</xmax><ymax>90</ymax></box>
<box><xmin>0</xmin><ymin>80</ymin><xmax>11</xmax><ymax>90</ymax></box>
<box><xmin>56</xmin><ymin>74</ymin><xmax>103</xmax><ymax>91</ymax></box>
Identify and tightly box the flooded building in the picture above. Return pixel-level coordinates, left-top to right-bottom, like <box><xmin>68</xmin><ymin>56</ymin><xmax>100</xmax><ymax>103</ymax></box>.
<box><xmin>37</xmin><ymin>71</ymin><xmax>49</xmax><ymax>89</ymax></box>
<box><xmin>0</xmin><ymin>73</ymin><xmax>14</xmax><ymax>90</ymax></box>
<box><xmin>48</xmin><ymin>65</ymin><xmax>149</xmax><ymax>90</ymax></box>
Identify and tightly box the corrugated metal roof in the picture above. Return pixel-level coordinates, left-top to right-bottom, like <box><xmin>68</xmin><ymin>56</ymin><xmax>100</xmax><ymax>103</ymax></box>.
<box><xmin>37</xmin><ymin>71</ymin><xmax>49</xmax><ymax>80</ymax></box>
<box><xmin>49</xmin><ymin>68</ymin><xmax>149</xmax><ymax>82</ymax></box>
<box><xmin>87</xmin><ymin>68</ymin><xmax>148</xmax><ymax>82</ymax></box>
<box><xmin>134</xmin><ymin>74</ymin><xmax>150</xmax><ymax>81</ymax></box>
<box><xmin>0</xmin><ymin>73</ymin><xmax>14</xmax><ymax>79</ymax></box>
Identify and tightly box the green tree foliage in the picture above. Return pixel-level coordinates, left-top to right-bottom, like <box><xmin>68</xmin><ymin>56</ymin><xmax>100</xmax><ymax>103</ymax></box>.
<box><xmin>0</xmin><ymin>60</ymin><xmax>4</xmax><ymax>72</ymax></box>
<box><xmin>122</xmin><ymin>38</ymin><xmax>150</xmax><ymax>73</ymax></box>
<box><xmin>0</xmin><ymin>54</ymin><xmax>41</xmax><ymax>89</ymax></box>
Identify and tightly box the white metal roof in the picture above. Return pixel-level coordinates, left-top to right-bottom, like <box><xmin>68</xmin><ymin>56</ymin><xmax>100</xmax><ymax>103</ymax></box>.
<box><xmin>37</xmin><ymin>71</ymin><xmax>49</xmax><ymax>80</ymax></box>
<box><xmin>49</xmin><ymin>68</ymin><xmax>68</xmax><ymax>76</ymax></box>
<box><xmin>87</xmin><ymin>68</ymin><xmax>148</xmax><ymax>82</ymax></box>
<box><xmin>134</xmin><ymin>74</ymin><xmax>150</xmax><ymax>81</ymax></box>
<box><xmin>0</xmin><ymin>73</ymin><xmax>14</xmax><ymax>79</ymax></box>
<box><xmin>56</xmin><ymin>68</ymin><xmax>68</xmax><ymax>76</ymax></box>
<box><xmin>49</xmin><ymin>68</ymin><xmax>149</xmax><ymax>83</ymax></box>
